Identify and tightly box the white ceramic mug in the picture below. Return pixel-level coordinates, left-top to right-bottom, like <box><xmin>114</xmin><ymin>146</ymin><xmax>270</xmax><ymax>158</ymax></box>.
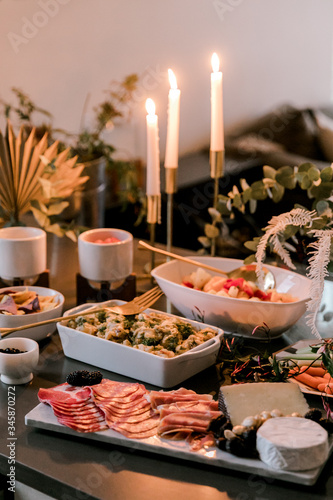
<box><xmin>78</xmin><ymin>228</ymin><xmax>133</xmax><ymax>282</ymax></box>
<box><xmin>0</xmin><ymin>227</ymin><xmax>47</xmax><ymax>280</ymax></box>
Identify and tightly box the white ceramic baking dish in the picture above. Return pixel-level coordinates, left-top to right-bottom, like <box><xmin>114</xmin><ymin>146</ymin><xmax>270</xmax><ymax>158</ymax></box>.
<box><xmin>57</xmin><ymin>301</ymin><xmax>223</xmax><ymax>388</ymax></box>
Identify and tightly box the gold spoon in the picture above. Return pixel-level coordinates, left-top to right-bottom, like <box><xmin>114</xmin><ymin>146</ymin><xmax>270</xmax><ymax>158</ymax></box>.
<box><xmin>138</xmin><ymin>241</ymin><xmax>276</xmax><ymax>290</ymax></box>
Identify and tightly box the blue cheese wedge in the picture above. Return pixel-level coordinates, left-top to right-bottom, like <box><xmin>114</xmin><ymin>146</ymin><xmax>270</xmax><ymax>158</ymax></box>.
<box><xmin>257</xmin><ymin>417</ymin><xmax>329</xmax><ymax>471</ymax></box>
<box><xmin>218</xmin><ymin>382</ymin><xmax>309</xmax><ymax>426</ymax></box>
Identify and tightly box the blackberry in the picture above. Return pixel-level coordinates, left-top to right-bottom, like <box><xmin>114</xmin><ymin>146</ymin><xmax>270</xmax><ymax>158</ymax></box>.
<box><xmin>225</xmin><ymin>437</ymin><xmax>247</xmax><ymax>457</ymax></box>
<box><xmin>66</xmin><ymin>370</ymin><xmax>103</xmax><ymax>386</ymax></box>
<box><xmin>87</xmin><ymin>371</ymin><xmax>103</xmax><ymax>385</ymax></box>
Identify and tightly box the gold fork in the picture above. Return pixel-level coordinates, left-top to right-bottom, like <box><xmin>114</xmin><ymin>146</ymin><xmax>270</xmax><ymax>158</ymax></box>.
<box><xmin>0</xmin><ymin>286</ymin><xmax>164</xmax><ymax>339</ymax></box>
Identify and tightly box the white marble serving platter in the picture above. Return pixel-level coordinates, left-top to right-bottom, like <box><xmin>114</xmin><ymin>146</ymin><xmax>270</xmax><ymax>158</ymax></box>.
<box><xmin>25</xmin><ymin>403</ymin><xmax>333</xmax><ymax>486</ymax></box>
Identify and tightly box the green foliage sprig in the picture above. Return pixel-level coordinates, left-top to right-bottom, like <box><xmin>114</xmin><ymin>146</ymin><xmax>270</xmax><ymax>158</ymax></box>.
<box><xmin>201</xmin><ymin>162</ymin><xmax>333</xmax><ymax>268</ymax></box>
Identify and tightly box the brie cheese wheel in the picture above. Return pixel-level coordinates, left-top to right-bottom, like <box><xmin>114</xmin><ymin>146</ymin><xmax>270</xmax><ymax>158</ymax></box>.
<box><xmin>257</xmin><ymin>417</ymin><xmax>329</xmax><ymax>471</ymax></box>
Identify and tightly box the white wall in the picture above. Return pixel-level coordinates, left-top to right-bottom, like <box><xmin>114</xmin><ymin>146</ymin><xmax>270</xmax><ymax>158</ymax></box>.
<box><xmin>0</xmin><ymin>0</ymin><xmax>332</xmax><ymax>163</ymax></box>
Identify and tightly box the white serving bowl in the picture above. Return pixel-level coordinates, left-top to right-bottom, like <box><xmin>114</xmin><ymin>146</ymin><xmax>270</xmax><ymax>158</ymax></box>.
<box><xmin>0</xmin><ymin>286</ymin><xmax>64</xmax><ymax>341</ymax></box>
<box><xmin>0</xmin><ymin>226</ymin><xmax>46</xmax><ymax>280</ymax></box>
<box><xmin>57</xmin><ymin>302</ymin><xmax>223</xmax><ymax>388</ymax></box>
<box><xmin>78</xmin><ymin>228</ymin><xmax>133</xmax><ymax>282</ymax></box>
<box><xmin>151</xmin><ymin>257</ymin><xmax>312</xmax><ymax>338</ymax></box>
<box><xmin>0</xmin><ymin>337</ymin><xmax>39</xmax><ymax>384</ymax></box>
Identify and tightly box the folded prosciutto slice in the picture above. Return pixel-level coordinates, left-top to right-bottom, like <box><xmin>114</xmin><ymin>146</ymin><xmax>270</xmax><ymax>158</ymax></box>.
<box><xmin>148</xmin><ymin>388</ymin><xmax>214</xmax><ymax>410</ymax></box>
<box><xmin>149</xmin><ymin>388</ymin><xmax>222</xmax><ymax>445</ymax></box>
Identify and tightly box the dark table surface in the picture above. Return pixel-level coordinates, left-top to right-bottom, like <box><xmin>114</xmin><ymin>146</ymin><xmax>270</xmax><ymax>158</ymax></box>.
<box><xmin>1</xmin><ymin>237</ymin><xmax>333</xmax><ymax>500</ymax></box>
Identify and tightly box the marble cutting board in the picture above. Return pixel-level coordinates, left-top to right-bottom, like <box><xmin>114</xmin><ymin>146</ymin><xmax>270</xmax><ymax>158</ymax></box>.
<box><xmin>25</xmin><ymin>403</ymin><xmax>333</xmax><ymax>486</ymax></box>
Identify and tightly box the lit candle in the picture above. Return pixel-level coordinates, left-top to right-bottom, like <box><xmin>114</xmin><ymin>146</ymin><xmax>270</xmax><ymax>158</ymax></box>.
<box><xmin>165</xmin><ymin>69</ymin><xmax>181</xmax><ymax>168</ymax></box>
<box><xmin>210</xmin><ymin>52</ymin><xmax>224</xmax><ymax>151</ymax></box>
<box><xmin>145</xmin><ymin>98</ymin><xmax>160</xmax><ymax>196</ymax></box>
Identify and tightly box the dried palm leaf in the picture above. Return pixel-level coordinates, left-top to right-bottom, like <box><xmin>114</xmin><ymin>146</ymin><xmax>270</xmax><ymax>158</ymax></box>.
<box><xmin>0</xmin><ymin>120</ymin><xmax>88</xmax><ymax>236</ymax></box>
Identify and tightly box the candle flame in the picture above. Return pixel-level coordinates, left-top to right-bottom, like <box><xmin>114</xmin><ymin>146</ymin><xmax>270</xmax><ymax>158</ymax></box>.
<box><xmin>146</xmin><ymin>98</ymin><xmax>156</xmax><ymax>115</ymax></box>
<box><xmin>211</xmin><ymin>52</ymin><xmax>220</xmax><ymax>73</ymax></box>
<box><xmin>168</xmin><ymin>69</ymin><xmax>178</xmax><ymax>90</ymax></box>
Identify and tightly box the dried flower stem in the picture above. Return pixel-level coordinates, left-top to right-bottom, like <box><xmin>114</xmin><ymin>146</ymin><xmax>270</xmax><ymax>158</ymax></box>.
<box><xmin>255</xmin><ymin>208</ymin><xmax>332</xmax><ymax>340</ymax></box>
<box><xmin>255</xmin><ymin>208</ymin><xmax>317</xmax><ymax>284</ymax></box>
<box><xmin>306</xmin><ymin>230</ymin><xmax>333</xmax><ymax>339</ymax></box>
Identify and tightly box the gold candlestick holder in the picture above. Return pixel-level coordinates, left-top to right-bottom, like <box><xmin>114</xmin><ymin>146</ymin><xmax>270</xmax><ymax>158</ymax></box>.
<box><xmin>165</xmin><ymin>168</ymin><xmax>177</xmax><ymax>258</ymax></box>
<box><xmin>147</xmin><ymin>194</ymin><xmax>161</xmax><ymax>275</ymax></box>
<box><xmin>210</xmin><ymin>150</ymin><xmax>225</xmax><ymax>256</ymax></box>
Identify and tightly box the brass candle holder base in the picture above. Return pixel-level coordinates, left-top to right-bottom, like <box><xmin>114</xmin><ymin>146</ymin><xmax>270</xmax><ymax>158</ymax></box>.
<box><xmin>146</xmin><ymin>194</ymin><xmax>161</xmax><ymax>278</ymax></box>
<box><xmin>210</xmin><ymin>150</ymin><xmax>225</xmax><ymax>256</ymax></box>
<box><xmin>165</xmin><ymin>167</ymin><xmax>178</xmax><ymax>257</ymax></box>
<box><xmin>210</xmin><ymin>150</ymin><xmax>224</xmax><ymax>179</ymax></box>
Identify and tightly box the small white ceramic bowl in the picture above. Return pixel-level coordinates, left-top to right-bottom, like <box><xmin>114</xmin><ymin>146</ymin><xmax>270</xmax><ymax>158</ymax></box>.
<box><xmin>151</xmin><ymin>257</ymin><xmax>312</xmax><ymax>338</ymax></box>
<box><xmin>0</xmin><ymin>337</ymin><xmax>39</xmax><ymax>384</ymax></box>
<box><xmin>78</xmin><ymin>228</ymin><xmax>133</xmax><ymax>282</ymax></box>
<box><xmin>0</xmin><ymin>226</ymin><xmax>46</xmax><ymax>280</ymax></box>
<box><xmin>0</xmin><ymin>286</ymin><xmax>64</xmax><ymax>341</ymax></box>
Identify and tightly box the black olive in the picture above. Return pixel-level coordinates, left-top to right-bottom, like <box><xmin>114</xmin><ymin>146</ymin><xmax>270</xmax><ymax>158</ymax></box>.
<box><xmin>0</xmin><ymin>348</ymin><xmax>26</xmax><ymax>354</ymax></box>
<box><xmin>225</xmin><ymin>437</ymin><xmax>247</xmax><ymax>457</ymax></box>
<box><xmin>304</xmin><ymin>408</ymin><xmax>323</xmax><ymax>422</ymax></box>
<box><xmin>241</xmin><ymin>426</ymin><xmax>257</xmax><ymax>449</ymax></box>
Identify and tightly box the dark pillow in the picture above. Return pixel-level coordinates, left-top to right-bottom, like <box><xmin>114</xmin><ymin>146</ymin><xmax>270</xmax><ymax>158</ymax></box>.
<box><xmin>314</xmin><ymin>109</ymin><xmax>333</xmax><ymax>162</ymax></box>
<box><xmin>226</xmin><ymin>104</ymin><xmax>324</xmax><ymax>160</ymax></box>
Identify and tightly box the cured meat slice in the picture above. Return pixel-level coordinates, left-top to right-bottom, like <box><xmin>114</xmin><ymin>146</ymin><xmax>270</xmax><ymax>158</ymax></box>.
<box><xmin>112</xmin><ymin>415</ymin><xmax>159</xmax><ymax>434</ymax></box>
<box><xmin>51</xmin><ymin>402</ymin><xmax>99</xmax><ymax>413</ymax></box>
<box><xmin>158</xmin><ymin>401</ymin><xmax>220</xmax><ymax>416</ymax></box>
<box><xmin>169</xmin><ymin>400</ymin><xmax>219</xmax><ymax>411</ymax></box>
<box><xmin>188</xmin><ymin>433</ymin><xmax>216</xmax><ymax>451</ymax></box>
<box><xmin>98</xmin><ymin>398</ymin><xmax>151</xmax><ymax>415</ymax></box>
<box><xmin>115</xmin><ymin>410</ymin><xmax>155</xmax><ymax>424</ymax></box>
<box><xmin>94</xmin><ymin>396</ymin><xmax>148</xmax><ymax>409</ymax></box>
<box><xmin>38</xmin><ymin>383</ymin><xmax>108</xmax><ymax>433</ymax></box>
<box><xmin>158</xmin><ymin>412</ymin><xmax>212</xmax><ymax>434</ymax></box>
<box><xmin>58</xmin><ymin>419</ymin><xmax>108</xmax><ymax>433</ymax></box>
<box><xmin>110</xmin><ymin>427</ymin><xmax>158</xmax><ymax>440</ymax></box>
<box><xmin>159</xmin><ymin>407</ymin><xmax>221</xmax><ymax>420</ymax></box>
<box><xmin>160</xmin><ymin>426</ymin><xmax>208</xmax><ymax>436</ymax></box>
<box><xmin>149</xmin><ymin>390</ymin><xmax>213</xmax><ymax>410</ymax></box>
<box><xmin>38</xmin><ymin>383</ymin><xmax>92</xmax><ymax>405</ymax></box>
<box><xmin>55</xmin><ymin>413</ymin><xmax>106</xmax><ymax>424</ymax></box>
<box><xmin>92</xmin><ymin>380</ymin><xmax>146</xmax><ymax>401</ymax></box>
